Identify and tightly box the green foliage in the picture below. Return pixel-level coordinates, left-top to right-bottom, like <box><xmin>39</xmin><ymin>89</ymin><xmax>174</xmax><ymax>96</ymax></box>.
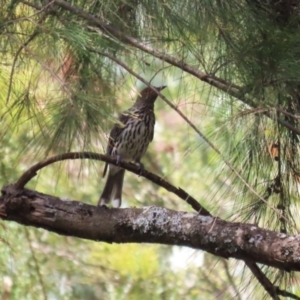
<box><xmin>1</xmin><ymin>0</ymin><xmax>300</xmax><ymax>299</ymax></box>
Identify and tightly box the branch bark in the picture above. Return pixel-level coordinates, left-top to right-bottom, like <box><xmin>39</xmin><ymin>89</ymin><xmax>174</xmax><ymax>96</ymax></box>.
<box><xmin>1</xmin><ymin>185</ymin><xmax>300</xmax><ymax>272</ymax></box>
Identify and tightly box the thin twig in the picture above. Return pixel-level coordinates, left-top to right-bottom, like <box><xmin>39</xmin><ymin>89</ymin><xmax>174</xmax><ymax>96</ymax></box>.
<box><xmin>6</xmin><ymin>30</ymin><xmax>40</xmax><ymax>104</ymax></box>
<box><xmin>276</xmin><ymin>107</ymin><xmax>300</xmax><ymax>119</ymax></box>
<box><xmin>14</xmin><ymin>152</ymin><xmax>211</xmax><ymax>215</ymax></box>
<box><xmin>5</xmin><ymin>5</ymin><xmax>53</xmax><ymax>103</ymax></box>
<box><xmin>276</xmin><ymin>287</ymin><xmax>300</xmax><ymax>300</ymax></box>
<box><xmin>244</xmin><ymin>260</ymin><xmax>279</xmax><ymax>300</ymax></box>
<box><xmin>221</xmin><ymin>259</ymin><xmax>242</xmax><ymax>300</ymax></box>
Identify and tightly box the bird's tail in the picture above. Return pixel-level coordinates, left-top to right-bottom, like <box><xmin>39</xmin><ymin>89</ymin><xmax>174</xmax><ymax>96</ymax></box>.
<box><xmin>98</xmin><ymin>168</ymin><xmax>125</xmax><ymax>207</ymax></box>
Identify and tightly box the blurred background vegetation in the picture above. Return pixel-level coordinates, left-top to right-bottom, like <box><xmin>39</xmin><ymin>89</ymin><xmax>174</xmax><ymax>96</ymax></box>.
<box><xmin>1</xmin><ymin>0</ymin><xmax>300</xmax><ymax>299</ymax></box>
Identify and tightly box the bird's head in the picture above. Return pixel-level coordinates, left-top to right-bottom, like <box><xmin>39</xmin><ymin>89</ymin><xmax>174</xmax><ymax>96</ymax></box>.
<box><xmin>135</xmin><ymin>86</ymin><xmax>167</xmax><ymax>106</ymax></box>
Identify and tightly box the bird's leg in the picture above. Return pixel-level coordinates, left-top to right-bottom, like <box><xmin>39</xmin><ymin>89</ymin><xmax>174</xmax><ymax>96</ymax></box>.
<box><xmin>135</xmin><ymin>161</ymin><xmax>144</xmax><ymax>176</ymax></box>
<box><xmin>116</xmin><ymin>155</ymin><xmax>122</xmax><ymax>166</ymax></box>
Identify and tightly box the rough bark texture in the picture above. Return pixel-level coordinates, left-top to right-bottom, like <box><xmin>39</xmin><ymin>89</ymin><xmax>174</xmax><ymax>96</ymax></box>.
<box><xmin>1</xmin><ymin>185</ymin><xmax>300</xmax><ymax>272</ymax></box>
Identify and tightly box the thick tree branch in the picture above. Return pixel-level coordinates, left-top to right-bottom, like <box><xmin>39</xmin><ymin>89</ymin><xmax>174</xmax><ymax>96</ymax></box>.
<box><xmin>14</xmin><ymin>152</ymin><xmax>210</xmax><ymax>215</ymax></box>
<box><xmin>1</xmin><ymin>186</ymin><xmax>300</xmax><ymax>272</ymax></box>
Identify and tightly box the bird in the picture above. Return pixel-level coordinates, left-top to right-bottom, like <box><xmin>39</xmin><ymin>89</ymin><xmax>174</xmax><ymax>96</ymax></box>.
<box><xmin>98</xmin><ymin>85</ymin><xmax>166</xmax><ymax>207</ymax></box>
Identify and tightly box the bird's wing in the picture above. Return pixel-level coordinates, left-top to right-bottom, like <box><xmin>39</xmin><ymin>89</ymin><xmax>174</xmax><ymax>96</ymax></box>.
<box><xmin>148</xmin><ymin>110</ymin><xmax>155</xmax><ymax>142</ymax></box>
<box><xmin>102</xmin><ymin>112</ymin><xmax>131</xmax><ymax>177</ymax></box>
<box><xmin>150</xmin><ymin>116</ymin><xmax>155</xmax><ymax>142</ymax></box>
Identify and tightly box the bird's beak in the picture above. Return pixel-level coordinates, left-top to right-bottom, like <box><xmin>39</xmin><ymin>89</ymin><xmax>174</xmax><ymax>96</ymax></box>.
<box><xmin>159</xmin><ymin>86</ymin><xmax>167</xmax><ymax>91</ymax></box>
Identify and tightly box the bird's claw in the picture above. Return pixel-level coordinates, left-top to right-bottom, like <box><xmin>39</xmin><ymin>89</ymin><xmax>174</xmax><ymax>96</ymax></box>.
<box><xmin>99</xmin><ymin>203</ymin><xmax>109</xmax><ymax>209</ymax></box>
